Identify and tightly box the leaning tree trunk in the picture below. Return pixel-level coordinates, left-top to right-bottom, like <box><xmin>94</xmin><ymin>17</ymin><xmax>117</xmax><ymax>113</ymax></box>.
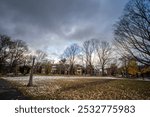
<box><xmin>27</xmin><ymin>57</ymin><xmax>35</xmax><ymax>87</ymax></box>
<box><xmin>102</xmin><ymin>66</ymin><xmax>105</xmax><ymax>76</ymax></box>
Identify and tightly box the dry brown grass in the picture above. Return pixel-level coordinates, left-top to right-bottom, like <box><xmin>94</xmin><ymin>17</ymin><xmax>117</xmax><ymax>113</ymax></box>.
<box><xmin>9</xmin><ymin>78</ymin><xmax>150</xmax><ymax>100</ymax></box>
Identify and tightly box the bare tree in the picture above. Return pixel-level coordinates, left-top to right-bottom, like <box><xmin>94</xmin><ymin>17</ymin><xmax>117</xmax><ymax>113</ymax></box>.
<box><xmin>95</xmin><ymin>40</ymin><xmax>112</xmax><ymax>76</ymax></box>
<box><xmin>62</xmin><ymin>43</ymin><xmax>80</xmax><ymax>75</ymax></box>
<box><xmin>0</xmin><ymin>34</ymin><xmax>29</xmax><ymax>75</ymax></box>
<box><xmin>35</xmin><ymin>50</ymin><xmax>47</xmax><ymax>63</ymax></box>
<box><xmin>34</xmin><ymin>50</ymin><xmax>47</xmax><ymax>73</ymax></box>
<box><xmin>82</xmin><ymin>39</ymin><xmax>96</xmax><ymax>75</ymax></box>
<box><xmin>8</xmin><ymin>40</ymin><xmax>28</xmax><ymax>74</ymax></box>
<box><xmin>119</xmin><ymin>54</ymin><xmax>131</xmax><ymax>78</ymax></box>
<box><xmin>58</xmin><ymin>58</ymin><xmax>66</xmax><ymax>74</ymax></box>
<box><xmin>0</xmin><ymin>35</ymin><xmax>12</xmax><ymax>73</ymax></box>
<box><xmin>114</xmin><ymin>0</ymin><xmax>150</xmax><ymax>66</ymax></box>
<box><xmin>60</xmin><ymin>58</ymin><xmax>66</xmax><ymax>64</ymax></box>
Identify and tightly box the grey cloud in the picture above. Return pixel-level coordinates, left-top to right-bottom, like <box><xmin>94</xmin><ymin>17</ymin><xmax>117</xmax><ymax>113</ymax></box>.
<box><xmin>0</xmin><ymin>0</ymin><xmax>129</xmax><ymax>57</ymax></box>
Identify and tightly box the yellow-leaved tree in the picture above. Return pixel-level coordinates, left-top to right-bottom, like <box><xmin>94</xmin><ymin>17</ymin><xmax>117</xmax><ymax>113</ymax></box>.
<box><xmin>128</xmin><ymin>59</ymin><xmax>138</xmax><ymax>77</ymax></box>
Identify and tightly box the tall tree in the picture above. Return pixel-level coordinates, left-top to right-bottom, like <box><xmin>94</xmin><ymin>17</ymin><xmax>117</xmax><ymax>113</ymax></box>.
<box><xmin>0</xmin><ymin>34</ymin><xmax>29</xmax><ymax>74</ymax></box>
<box><xmin>8</xmin><ymin>40</ymin><xmax>28</xmax><ymax>74</ymax></box>
<box><xmin>34</xmin><ymin>50</ymin><xmax>47</xmax><ymax>73</ymax></box>
<box><xmin>114</xmin><ymin>0</ymin><xmax>150</xmax><ymax>66</ymax></box>
<box><xmin>0</xmin><ymin>35</ymin><xmax>12</xmax><ymax>73</ymax></box>
<box><xmin>95</xmin><ymin>40</ymin><xmax>112</xmax><ymax>76</ymax></box>
<box><xmin>62</xmin><ymin>43</ymin><xmax>80</xmax><ymax>75</ymax></box>
<box><xmin>82</xmin><ymin>39</ymin><xmax>96</xmax><ymax>75</ymax></box>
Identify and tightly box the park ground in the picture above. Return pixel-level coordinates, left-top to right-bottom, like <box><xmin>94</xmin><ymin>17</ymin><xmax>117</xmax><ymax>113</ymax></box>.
<box><xmin>0</xmin><ymin>76</ymin><xmax>150</xmax><ymax>100</ymax></box>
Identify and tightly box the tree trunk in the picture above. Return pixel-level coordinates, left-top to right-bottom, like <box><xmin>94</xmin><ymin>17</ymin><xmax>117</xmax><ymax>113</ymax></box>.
<box><xmin>27</xmin><ymin>57</ymin><xmax>35</xmax><ymax>87</ymax></box>
<box><xmin>102</xmin><ymin>66</ymin><xmax>105</xmax><ymax>76</ymax></box>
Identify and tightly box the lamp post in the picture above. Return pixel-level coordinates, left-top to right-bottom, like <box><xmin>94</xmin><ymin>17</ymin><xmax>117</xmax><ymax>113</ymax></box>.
<box><xmin>27</xmin><ymin>56</ymin><xmax>35</xmax><ymax>87</ymax></box>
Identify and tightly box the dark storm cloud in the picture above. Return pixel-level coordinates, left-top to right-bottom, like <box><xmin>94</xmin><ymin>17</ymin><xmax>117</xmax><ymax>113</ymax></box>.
<box><xmin>0</xmin><ymin>0</ymin><xmax>100</xmax><ymax>33</ymax></box>
<box><xmin>0</xmin><ymin>0</ymin><xmax>129</xmax><ymax>57</ymax></box>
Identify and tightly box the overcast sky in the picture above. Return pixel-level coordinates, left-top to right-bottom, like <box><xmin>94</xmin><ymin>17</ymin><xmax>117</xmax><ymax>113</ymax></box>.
<box><xmin>0</xmin><ymin>0</ymin><xmax>129</xmax><ymax>59</ymax></box>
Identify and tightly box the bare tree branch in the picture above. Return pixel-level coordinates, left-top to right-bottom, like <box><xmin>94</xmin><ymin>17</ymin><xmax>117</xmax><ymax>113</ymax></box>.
<box><xmin>114</xmin><ymin>0</ymin><xmax>150</xmax><ymax>66</ymax></box>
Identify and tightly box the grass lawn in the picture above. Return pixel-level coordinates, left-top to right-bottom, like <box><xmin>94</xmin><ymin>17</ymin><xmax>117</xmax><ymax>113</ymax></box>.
<box><xmin>7</xmin><ymin>78</ymin><xmax>150</xmax><ymax>100</ymax></box>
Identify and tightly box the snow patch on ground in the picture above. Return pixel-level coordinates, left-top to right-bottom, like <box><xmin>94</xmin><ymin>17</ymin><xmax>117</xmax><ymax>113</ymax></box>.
<box><xmin>2</xmin><ymin>75</ymin><xmax>150</xmax><ymax>82</ymax></box>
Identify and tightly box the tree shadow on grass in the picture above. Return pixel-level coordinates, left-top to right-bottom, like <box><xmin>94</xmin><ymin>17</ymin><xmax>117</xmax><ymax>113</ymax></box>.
<box><xmin>0</xmin><ymin>79</ymin><xmax>30</xmax><ymax>100</ymax></box>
